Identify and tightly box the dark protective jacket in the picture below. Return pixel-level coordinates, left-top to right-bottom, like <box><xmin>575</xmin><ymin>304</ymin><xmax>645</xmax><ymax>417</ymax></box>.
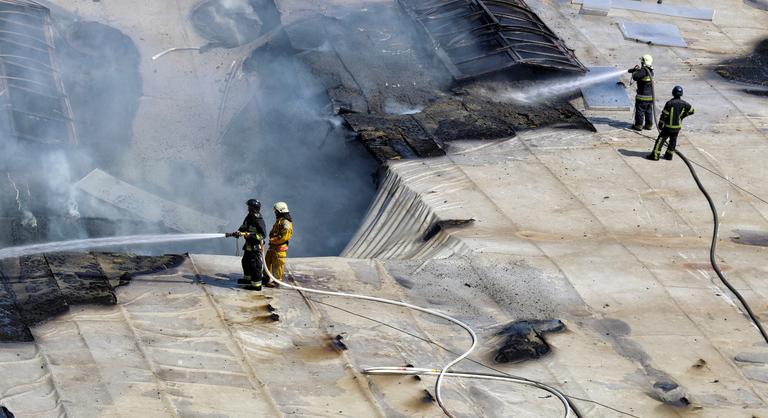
<box><xmin>659</xmin><ymin>98</ymin><xmax>695</xmax><ymax>131</ymax></box>
<box><xmin>238</xmin><ymin>212</ymin><xmax>266</xmax><ymax>251</ymax></box>
<box><xmin>629</xmin><ymin>66</ymin><xmax>654</xmax><ymax>101</ymax></box>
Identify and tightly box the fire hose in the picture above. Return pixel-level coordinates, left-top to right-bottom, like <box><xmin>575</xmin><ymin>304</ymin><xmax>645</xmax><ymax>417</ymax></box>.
<box><xmin>239</xmin><ymin>240</ymin><xmax>581</xmax><ymax>417</ymax></box>
<box><xmin>623</xmin><ymin>129</ymin><xmax>768</xmax><ymax>345</ymax></box>
<box><xmin>674</xmin><ymin>150</ymin><xmax>768</xmax><ymax>344</ymax></box>
<box><xmin>627</xmin><ymin>68</ymin><xmax>767</xmax><ymax>344</ymax></box>
<box><xmin>640</xmin><ymin>67</ymin><xmax>765</xmax><ymax>342</ymax></box>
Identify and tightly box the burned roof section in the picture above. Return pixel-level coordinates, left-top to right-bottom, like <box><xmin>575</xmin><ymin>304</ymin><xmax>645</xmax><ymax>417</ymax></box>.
<box><xmin>0</xmin><ymin>0</ymin><xmax>76</xmax><ymax>144</ymax></box>
<box><xmin>0</xmin><ymin>252</ymin><xmax>184</xmax><ymax>342</ymax></box>
<box><xmin>275</xmin><ymin>3</ymin><xmax>593</xmax><ymax>163</ymax></box>
<box><xmin>398</xmin><ymin>0</ymin><xmax>586</xmax><ymax>80</ymax></box>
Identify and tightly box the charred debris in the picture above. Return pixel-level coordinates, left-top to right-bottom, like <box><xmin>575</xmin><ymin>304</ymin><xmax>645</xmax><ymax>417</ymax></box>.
<box><xmin>0</xmin><ymin>253</ymin><xmax>183</xmax><ymax>342</ymax></box>
<box><xmin>715</xmin><ymin>38</ymin><xmax>768</xmax><ymax>96</ymax></box>
<box><xmin>268</xmin><ymin>0</ymin><xmax>594</xmax><ymax>162</ymax></box>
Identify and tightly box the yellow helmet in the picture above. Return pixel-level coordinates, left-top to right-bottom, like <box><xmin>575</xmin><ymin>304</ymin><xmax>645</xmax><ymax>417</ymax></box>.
<box><xmin>273</xmin><ymin>201</ymin><xmax>289</xmax><ymax>213</ymax></box>
<box><xmin>641</xmin><ymin>54</ymin><xmax>653</xmax><ymax>67</ymax></box>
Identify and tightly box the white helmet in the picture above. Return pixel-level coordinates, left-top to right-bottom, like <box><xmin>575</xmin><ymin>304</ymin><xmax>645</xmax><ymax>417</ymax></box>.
<box><xmin>273</xmin><ymin>201</ymin><xmax>289</xmax><ymax>213</ymax></box>
<box><xmin>641</xmin><ymin>54</ymin><xmax>653</xmax><ymax>67</ymax></box>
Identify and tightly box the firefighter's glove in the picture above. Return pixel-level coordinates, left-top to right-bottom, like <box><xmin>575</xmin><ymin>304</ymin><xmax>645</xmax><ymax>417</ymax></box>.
<box><xmin>628</xmin><ymin>65</ymin><xmax>640</xmax><ymax>73</ymax></box>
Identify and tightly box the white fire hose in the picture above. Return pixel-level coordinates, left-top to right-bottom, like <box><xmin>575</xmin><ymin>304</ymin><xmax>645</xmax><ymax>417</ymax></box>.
<box><xmin>259</xmin><ymin>251</ymin><xmax>575</xmax><ymax>418</ymax></box>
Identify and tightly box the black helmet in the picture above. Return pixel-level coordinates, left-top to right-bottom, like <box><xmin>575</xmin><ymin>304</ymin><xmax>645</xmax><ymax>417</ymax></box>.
<box><xmin>672</xmin><ymin>85</ymin><xmax>683</xmax><ymax>97</ymax></box>
<box><xmin>246</xmin><ymin>199</ymin><xmax>261</xmax><ymax>212</ymax></box>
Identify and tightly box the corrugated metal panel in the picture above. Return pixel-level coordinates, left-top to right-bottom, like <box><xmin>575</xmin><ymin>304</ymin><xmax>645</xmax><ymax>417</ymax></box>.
<box><xmin>0</xmin><ymin>0</ymin><xmax>77</xmax><ymax>144</ymax></box>
<box><xmin>399</xmin><ymin>0</ymin><xmax>586</xmax><ymax>80</ymax></box>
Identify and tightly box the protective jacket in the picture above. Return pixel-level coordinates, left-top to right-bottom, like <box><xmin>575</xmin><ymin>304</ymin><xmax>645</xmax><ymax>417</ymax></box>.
<box><xmin>238</xmin><ymin>212</ymin><xmax>266</xmax><ymax>251</ymax></box>
<box><xmin>658</xmin><ymin>98</ymin><xmax>694</xmax><ymax>131</ymax></box>
<box><xmin>629</xmin><ymin>66</ymin><xmax>654</xmax><ymax>101</ymax></box>
<box><xmin>268</xmin><ymin>216</ymin><xmax>293</xmax><ymax>252</ymax></box>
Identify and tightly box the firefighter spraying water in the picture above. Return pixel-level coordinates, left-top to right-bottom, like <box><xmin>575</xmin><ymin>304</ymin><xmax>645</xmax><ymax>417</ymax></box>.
<box><xmin>628</xmin><ymin>54</ymin><xmax>656</xmax><ymax>131</ymax></box>
<box><xmin>225</xmin><ymin>200</ymin><xmax>293</xmax><ymax>291</ymax></box>
<box><xmin>226</xmin><ymin>199</ymin><xmax>267</xmax><ymax>290</ymax></box>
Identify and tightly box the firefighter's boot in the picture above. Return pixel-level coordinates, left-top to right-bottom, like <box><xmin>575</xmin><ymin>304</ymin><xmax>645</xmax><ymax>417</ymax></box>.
<box><xmin>245</xmin><ymin>281</ymin><xmax>262</xmax><ymax>291</ymax></box>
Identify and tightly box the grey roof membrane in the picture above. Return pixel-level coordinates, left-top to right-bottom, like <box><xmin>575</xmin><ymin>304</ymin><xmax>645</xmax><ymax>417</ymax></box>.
<box><xmin>571</xmin><ymin>0</ymin><xmax>715</xmax><ymax>20</ymax></box>
<box><xmin>618</xmin><ymin>20</ymin><xmax>688</xmax><ymax>48</ymax></box>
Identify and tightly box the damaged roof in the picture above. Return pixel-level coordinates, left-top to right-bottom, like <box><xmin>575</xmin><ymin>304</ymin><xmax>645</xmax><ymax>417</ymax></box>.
<box><xmin>0</xmin><ymin>252</ymin><xmax>183</xmax><ymax>341</ymax></box>
<box><xmin>0</xmin><ymin>0</ymin><xmax>77</xmax><ymax>144</ymax></box>
<box><xmin>398</xmin><ymin>0</ymin><xmax>587</xmax><ymax>80</ymax></box>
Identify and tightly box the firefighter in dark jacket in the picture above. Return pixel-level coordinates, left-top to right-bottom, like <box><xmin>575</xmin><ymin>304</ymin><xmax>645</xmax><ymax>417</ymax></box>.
<box><xmin>232</xmin><ymin>199</ymin><xmax>267</xmax><ymax>290</ymax></box>
<box><xmin>647</xmin><ymin>86</ymin><xmax>695</xmax><ymax>161</ymax></box>
<box><xmin>628</xmin><ymin>54</ymin><xmax>655</xmax><ymax>131</ymax></box>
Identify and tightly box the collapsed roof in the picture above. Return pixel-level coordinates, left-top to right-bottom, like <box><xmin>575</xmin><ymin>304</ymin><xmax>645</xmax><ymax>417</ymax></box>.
<box><xmin>398</xmin><ymin>0</ymin><xmax>587</xmax><ymax>80</ymax></box>
<box><xmin>0</xmin><ymin>0</ymin><xmax>76</xmax><ymax>144</ymax></box>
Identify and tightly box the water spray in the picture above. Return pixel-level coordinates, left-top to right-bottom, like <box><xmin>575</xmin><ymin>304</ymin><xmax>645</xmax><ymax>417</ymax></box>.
<box><xmin>481</xmin><ymin>68</ymin><xmax>626</xmax><ymax>104</ymax></box>
<box><xmin>152</xmin><ymin>47</ymin><xmax>201</xmax><ymax>61</ymax></box>
<box><xmin>0</xmin><ymin>233</ymin><xmax>224</xmax><ymax>259</ymax></box>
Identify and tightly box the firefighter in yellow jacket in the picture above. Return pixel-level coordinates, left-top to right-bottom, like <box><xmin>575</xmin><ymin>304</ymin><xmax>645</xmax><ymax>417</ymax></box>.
<box><xmin>265</xmin><ymin>201</ymin><xmax>293</xmax><ymax>283</ymax></box>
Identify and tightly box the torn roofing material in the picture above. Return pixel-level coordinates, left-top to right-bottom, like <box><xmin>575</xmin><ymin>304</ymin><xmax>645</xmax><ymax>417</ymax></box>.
<box><xmin>398</xmin><ymin>0</ymin><xmax>586</xmax><ymax>80</ymax></box>
<box><xmin>0</xmin><ymin>252</ymin><xmax>183</xmax><ymax>342</ymax></box>
<box><xmin>342</xmin><ymin>113</ymin><xmax>445</xmax><ymax>162</ymax></box>
<box><xmin>0</xmin><ymin>0</ymin><xmax>77</xmax><ymax>144</ymax></box>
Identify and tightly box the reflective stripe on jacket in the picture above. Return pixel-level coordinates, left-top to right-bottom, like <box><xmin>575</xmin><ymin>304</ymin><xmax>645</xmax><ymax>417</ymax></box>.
<box><xmin>660</xmin><ymin>98</ymin><xmax>694</xmax><ymax>130</ymax></box>
<box><xmin>631</xmin><ymin>66</ymin><xmax>654</xmax><ymax>98</ymax></box>
<box><xmin>238</xmin><ymin>212</ymin><xmax>266</xmax><ymax>251</ymax></box>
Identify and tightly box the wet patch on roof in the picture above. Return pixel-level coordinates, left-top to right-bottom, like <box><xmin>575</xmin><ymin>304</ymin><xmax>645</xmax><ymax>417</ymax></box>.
<box><xmin>593</xmin><ymin>318</ymin><xmax>691</xmax><ymax>408</ymax></box>
<box><xmin>0</xmin><ymin>252</ymin><xmax>184</xmax><ymax>342</ymax></box>
<box><xmin>731</xmin><ymin>229</ymin><xmax>768</xmax><ymax>247</ymax></box>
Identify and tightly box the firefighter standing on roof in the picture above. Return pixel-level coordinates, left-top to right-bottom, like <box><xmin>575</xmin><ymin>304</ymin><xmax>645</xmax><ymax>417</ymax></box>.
<box><xmin>265</xmin><ymin>202</ymin><xmax>293</xmax><ymax>283</ymax></box>
<box><xmin>647</xmin><ymin>85</ymin><xmax>695</xmax><ymax>161</ymax></box>
<box><xmin>231</xmin><ymin>199</ymin><xmax>267</xmax><ymax>290</ymax></box>
<box><xmin>628</xmin><ymin>54</ymin><xmax>655</xmax><ymax>131</ymax></box>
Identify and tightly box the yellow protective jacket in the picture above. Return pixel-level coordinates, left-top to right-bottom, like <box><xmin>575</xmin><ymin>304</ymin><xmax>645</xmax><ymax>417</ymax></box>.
<box><xmin>268</xmin><ymin>217</ymin><xmax>293</xmax><ymax>253</ymax></box>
